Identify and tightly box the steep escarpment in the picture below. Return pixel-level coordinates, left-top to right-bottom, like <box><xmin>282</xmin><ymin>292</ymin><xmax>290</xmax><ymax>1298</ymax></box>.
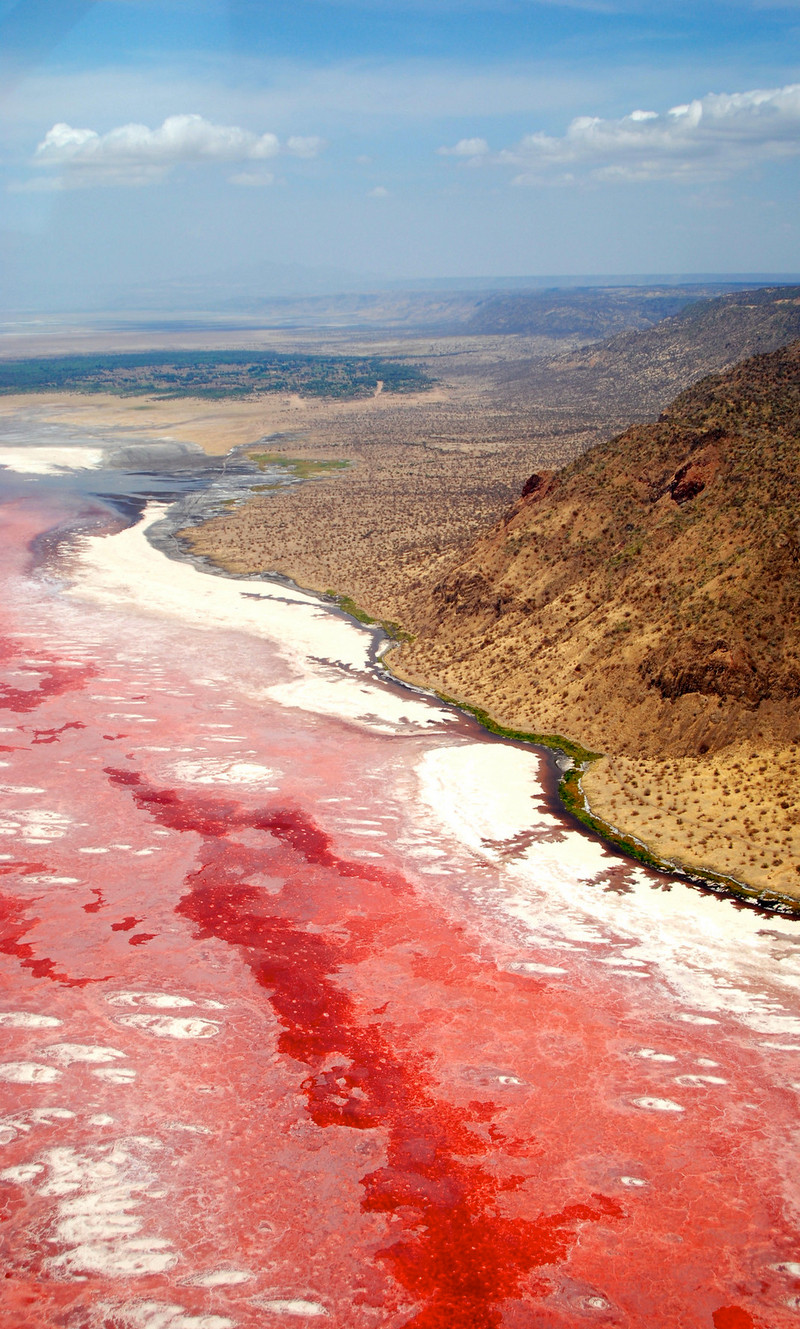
<box><xmin>399</xmin><ymin>340</ymin><xmax>800</xmax><ymax>757</ymax></box>
<box><xmin>393</xmin><ymin>341</ymin><xmax>800</xmax><ymax>898</ymax></box>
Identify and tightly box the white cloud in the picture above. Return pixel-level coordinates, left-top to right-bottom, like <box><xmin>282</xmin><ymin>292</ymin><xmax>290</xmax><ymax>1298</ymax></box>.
<box><xmin>368</xmin><ymin>185</ymin><xmax>389</xmax><ymax>196</ymax></box>
<box><xmin>30</xmin><ymin>114</ymin><xmax>291</xmax><ymax>186</ymax></box>
<box><xmin>287</xmin><ymin>135</ymin><xmax>326</xmax><ymax>158</ymax></box>
<box><xmin>437</xmin><ymin>136</ymin><xmax>489</xmax><ymax>156</ymax></box>
<box><xmin>229</xmin><ymin>170</ymin><xmax>275</xmax><ymax>187</ymax></box>
<box><xmin>495</xmin><ymin>83</ymin><xmax>800</xmax><ymax>184</ymax></box>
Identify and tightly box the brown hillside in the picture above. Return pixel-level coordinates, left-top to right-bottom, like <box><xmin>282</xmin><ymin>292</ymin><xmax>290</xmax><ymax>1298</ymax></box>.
<box><xmin>393</xmin><ymin>340</ymin><xmax>800</xmax><ymax>899</ymax></box>
<box><xmin>499</xmin><ymin>285</ymin><xmax>800</xmax><ymax>431</ymax></box>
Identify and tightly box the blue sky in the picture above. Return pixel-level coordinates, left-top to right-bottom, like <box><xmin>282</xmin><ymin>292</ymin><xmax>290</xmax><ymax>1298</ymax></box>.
<box><xmin>1</xmin><ymin>1</ymin><xmax>799</xmax><ymax>307</ymax></box>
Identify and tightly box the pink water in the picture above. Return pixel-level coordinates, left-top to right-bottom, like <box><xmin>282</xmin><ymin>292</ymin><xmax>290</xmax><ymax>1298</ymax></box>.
<box><xmin>1</xmin><ymin>493</ymin><xmax>799</xmax><ymax>1329</ymax></box>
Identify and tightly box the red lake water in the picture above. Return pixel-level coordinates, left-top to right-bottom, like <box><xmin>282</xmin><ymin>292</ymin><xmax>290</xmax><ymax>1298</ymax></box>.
<box><xmin>0</xmin><ymin>440</ymin><xmax>799</xmax><ymax>1329</ymax></box>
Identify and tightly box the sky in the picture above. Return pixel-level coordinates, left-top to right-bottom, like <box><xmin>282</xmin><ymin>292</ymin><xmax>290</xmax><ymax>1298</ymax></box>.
<box><xmin>1</xmin><ymin>0</ymin><xmax>799</xmax><ymax>308</ymax></box>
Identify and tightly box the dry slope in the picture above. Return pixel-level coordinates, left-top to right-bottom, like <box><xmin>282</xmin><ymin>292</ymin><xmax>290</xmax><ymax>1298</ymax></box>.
<box><xmin>394</xmin><ymin>340</ymin><xmax>800</xmax><ymax>900</ymax></box>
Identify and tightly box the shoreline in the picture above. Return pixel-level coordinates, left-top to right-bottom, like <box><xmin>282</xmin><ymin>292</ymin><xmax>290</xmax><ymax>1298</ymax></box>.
<box><xmin>164</xmin><ymin>509</ymin><xmax>800</xmax><ymax>917</ymax></box>
<box><xmin>379</xmin><ymin>648</ymin><xmax>800</xmax><ymax>917</ymax></box>
<box><xmin>154</xmin><ymin>472</ymin><xmax>800</xmax><ymax>918</ymax></box>
<box><xmin>186</xmin><ymin>545</ymin><xmax>800</xmax><ymax>918</ymax></box>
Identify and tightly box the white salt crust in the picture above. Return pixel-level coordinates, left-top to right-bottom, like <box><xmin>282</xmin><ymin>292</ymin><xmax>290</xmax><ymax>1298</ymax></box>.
<box><xmin>0</xmin><ymin>809</ymin><xmax>71</xmax><ymax>841</ymax></box>
<box><xmin>67</xmin><ymin>506</ymin><xmax>456</xmax><ymax>736</ymax></box>
<box><xmin>104</xmin><ymin>1303</ymin><xmax>235</xmax><ymax>1329</ymax></box>
<box><xmin>0</xmin><ymin>1061</ymin><xmax>61</xmax><ymax>1083</ymax></box>
<box><xmin>42</xmin><ymin>1043</ymin><xmax>127</xmax><ymax>1065</ymax></box>
<box><xmin>632</xmin><ymin>1097</ymin><xmax>685</xmax><ymax>1113</ymax></box>
<box><xmin>0</xmin><ymin>1108</ymin><xmax>75</xmax><ymax>1145</ymax></box>
<box><xmin>0</xmin><ymin>1012</ymin><xmax>61</xmax><ymax>1028</ymax></box>
<box><xmin>0</xmin><ymin>446</ymin><xmax>104</xmax><ymax>475</ymax></box>
<box><xmin>108</xmin><ymin>992</ymin><xmax>200</xmax><ymax>1009</ymax></box>
<box><xmin>189</xmin><ymin>1269</ymin><xmax>252</xmax><ymax>1286</ymax></box>
<box><xmin>256</xmin><ymin>1300</ymin><xmax>328</xmax><ymax>1317</ymax></box>
<box><xmin>42</xmin><ymin>1138</ymin><xmax>177</xmax><ymax>1277</ymax></box>
<box><xmin>170</xmin><ymin>759</ymin><xmax>279</xmax><ymax>786</ymax></box>
<box><xmin>92</xmin><ymin>1066</ymin><xmax>137</xmax><ymax>1084</ymax></box>
<box><xmin>414</xmin><ymin>743</ymin><xmax>800</xmax><ymax>1041</ymax></box>
<box><xmin>115</xmin><ymin>1014</ymin><xmax>221</xmax><ymax>1039</ymax></box>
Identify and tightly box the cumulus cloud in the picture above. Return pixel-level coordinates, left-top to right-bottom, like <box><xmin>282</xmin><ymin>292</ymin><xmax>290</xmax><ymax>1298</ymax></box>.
<box><xmin>368</xmin><ymin>185</ymin><xmax>389</xmax><ymax>197</ymax></box>
<box><xmin>30</xmin><ymin>114</ymin><xmax>321</xmax><ymax>186</ymax></box>
<box><xmin>495</xmin><ymin>83</ymin><xmax>800</xmax><ymax>184</ymax></box>
<box><xmin>437</xmin><ymin>136</ymin><xmax>489</xmax><ymax>157</ymax></box>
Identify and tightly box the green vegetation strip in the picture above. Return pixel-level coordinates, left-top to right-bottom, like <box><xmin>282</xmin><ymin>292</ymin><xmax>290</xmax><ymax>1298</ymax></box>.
<box><xmin>325</xmin><ymin>592</ymin><xmax>415</xmax><ymax>643</ymax></box>
<box><xmin>0</xmin><ymin>351</ymin><xmax>431</xmax><ymax>401</ymax></box>
<box><xmin>560</xmin><ymin>766</ymin><xmax>800</xmax><ymax>914</ymax></box>
<box><xmin>433</xmin><ymin>693</ymin><xmax>600</xmax><ymax>765</ymax></box>
<box><xmin>249</xmin><ymin>454</ymin><xmax>350</xmax><ymax>478</ymax></box>
<box><xmin>396</xmin><ymin>674</ymin><xmax>800</xmax><ymax>914</ymax></box>
<box><xmin>240</xmin><ymin>562</ymin><xmax>800</xmax><ymax>916</ymax></box>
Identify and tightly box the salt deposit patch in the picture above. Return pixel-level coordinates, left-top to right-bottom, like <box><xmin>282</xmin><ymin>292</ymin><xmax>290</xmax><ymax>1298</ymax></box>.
<box><xmin>108</xmin><ymin>992</ymin><xmax>197</xmax><ymax>1009</ymax></box>
<box><xmin>416</xmin><ymin>743</ymin><xmax>554</xmax><ymax>854</ymax></box>
<box><xmin>509</xmin><ymin>961</ymin><xmax>567</xmax><ymax>976</ymax></box>
<box><xmin>32</xmin><ymin>1138</ymin><xmax>179</xmax><ymax>1277</ymax></box>
<box><xmin>0</xmin><ymin>1011</ymin><xmax>61</xmax><ymax>1028</ymax></box>
<box><xmin>257</xmin><ymin>1300</ymin><xmax>328</xmax><ymax>1317</ymax></box>
<box><xmin>26</xmin><ymin>875</ymin><xmax>80</xmax><ymax>885</ymax></box>
<box><xmin>0</xmin><ymin>1162</ymin><xmax>45</xmax><ymax>1183</ymax></box>
<box><xmin>0</xmin><ymin>1107</ymin><xmax>75</xmax><ymax>1144</ymax></box>
<box><xmin>104</xmin><ymin>1302</ymin><xmax>235</xmax><ymax>1329</ymax></box>
<box><xmin>68</xmin><ymin>506</ymin><xmax>454</xmax><ymax>736</ymax></box>
<box><xmin>0</xmin><ymin>445</ymin><xmax>104</xmax><ymax>474</ymax></box>
<box><xmin>417</xmin><ymin>747</ymin><xmax>800</xmax><ymax>1045</ymax></box>
<box><xmin>190</xmin><ymin>1269</ymin><xmax>253</xmax><ymax>1286</ymax></box>
<box><xmin>264</xmin><ymin>672</ymin><xmax>451</xmax><ymax>735</ymax></box>
<box><xmin>171</xmin><ymin>759</ymin><xmax>279</xmax><ymax>786</ymax></box>
<box><xmin>116</xmin><ymin>1014</ymin><xmax>221</xmax><ymax>1039</ymax></box>
<box><xmin>0</xmin><ymin>809</ymin><xmax>71</xmax><ymax>841</ymax></box>
<box><xmin>43</xmin><ymin>1043</ymin><xmax>126</xmax><ymax>1065</ymax></box>
<box><xmin>632</xmin><ymin>1097</ymin><xmax>685</xmax><ymax>1113</ymax></box>
<box><xmin>93</xmin><ymin>1066</ymin><xmax>137</xmax><ymax>1084</ymax></box>
<box><xmin>674</xmin><ymin>1074</ymin><xmax>728</xmax><ymax>1086</ymax></box>
<box><xmin>0</xmin><ymin>1061</ymin><xmax>61</xmax><ymax>1083</ymax></box>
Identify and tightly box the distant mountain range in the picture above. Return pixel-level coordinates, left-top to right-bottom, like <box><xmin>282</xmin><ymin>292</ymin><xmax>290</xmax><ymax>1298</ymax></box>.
<box><xmin>2</xmin><ymin>232</ymin><xmax>796</xmax><ymax>330</ymax></box>
<box><xmin>493</xmin><ymin>286</ymin><xmax>800</xmax><ymax>437</ymax></box>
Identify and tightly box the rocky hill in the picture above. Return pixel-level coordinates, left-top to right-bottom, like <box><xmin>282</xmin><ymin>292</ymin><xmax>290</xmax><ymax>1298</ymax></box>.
<box><xmin>464</xmin><ymin>287</ymin><xmax>702</xmax><ymax>338</ymax></box>
<box><xmin>394</xmin><ymin>340</ymin><xmax>800</xmax><ymax>901</ymax></box>
<box><xmin>501</xmin><ymin>285</ymin><xmax>800</xmax><ymax>427</ymax></box>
